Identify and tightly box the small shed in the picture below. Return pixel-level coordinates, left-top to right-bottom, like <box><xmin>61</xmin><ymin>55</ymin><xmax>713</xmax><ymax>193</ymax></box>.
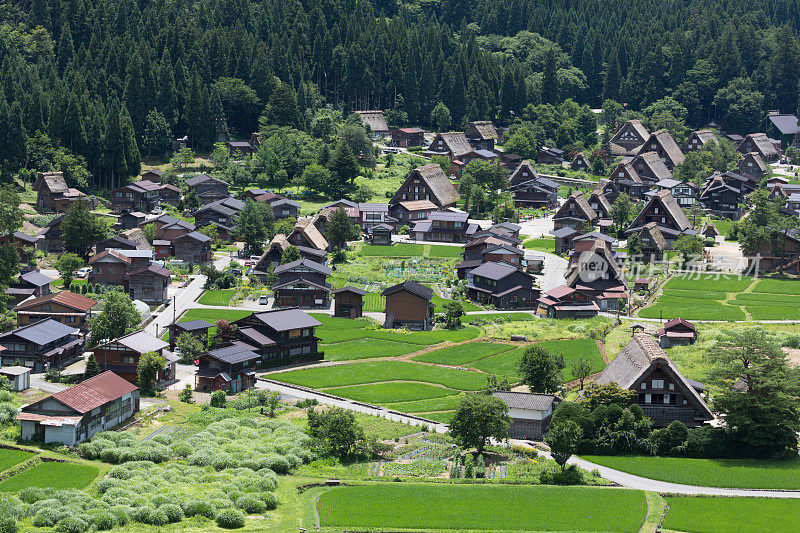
<box><xmin>633</xmin><ymin>278</ymin><xmax>651</xmax><ymax>292</ymax></box>
<box><xmin>0</xmin><ymin>366</ymin><xmax>30</xmax><ymax>391</ymax></box>
<box><xmin>368</xmin><ymin>223</ymin><xmax>394</xmax><ymax>246</ymax></box>
<box><xmin>332</xmin><ymin>286</ymin><xmax>366</xmax><ymax>319</ymax></box>
<box><xmin>701</xmin><ymin>223</ymin><xmax>720</xmax><ymax>238</ymax></box>
<box><xmin>656</xmin><ymin>318</ymin><xmax>698</xmax><ymax>348</ymax></box>
<box><xmin>491</xmin><ymin>391</ymin><xmax>558</xmax><ymax>440</ymax></box>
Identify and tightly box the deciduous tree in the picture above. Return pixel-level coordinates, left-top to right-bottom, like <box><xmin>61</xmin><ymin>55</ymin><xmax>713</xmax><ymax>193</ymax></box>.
<box><xmin>518</xmin><ymin>345</ymin><xmax>565</xmax><ymax>393</ymax></box>
<box><xmin>449</xmin><ymin>394</ymin><xmax>510</xmax><ymax>454</ymax></box>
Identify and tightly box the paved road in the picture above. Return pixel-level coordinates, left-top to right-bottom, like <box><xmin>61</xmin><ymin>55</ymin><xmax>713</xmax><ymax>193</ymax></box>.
<box><xmin>255</xmin><ymin>378</ymin><xmax>449</xmax><ymax>433</ymax></box>
<box><xmin>558</xmin><ymin>453</ymin><xmax>800</xmax><ymax>498</ymax></box>
<box><xmin>145</xmin><ymin>274</ymin><xmax>206</xmax><ymax>337</ymax></box>
<box><xmin>29</xmin><ymin>374</ymin><xmax>69</xmax><ymax>393</ymax></box>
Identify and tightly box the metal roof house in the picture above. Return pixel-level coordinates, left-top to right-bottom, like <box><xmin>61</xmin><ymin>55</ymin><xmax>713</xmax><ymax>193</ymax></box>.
<box><xmin>19</xmin><ymin>371</ymin><xmax>139</xmax><ymax>445</ymax></box>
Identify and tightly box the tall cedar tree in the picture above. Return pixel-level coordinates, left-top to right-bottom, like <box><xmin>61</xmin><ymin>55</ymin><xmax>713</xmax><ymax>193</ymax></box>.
<box><xmin>325</xmin><ymin>206</ymin><xmax>358</xmax><ymax>249</ymax></box>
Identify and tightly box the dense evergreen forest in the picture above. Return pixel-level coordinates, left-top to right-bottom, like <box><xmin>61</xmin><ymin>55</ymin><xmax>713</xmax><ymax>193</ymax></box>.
<box><xmin>1</xmin><ymin>0</ymin><xmax>800</xmax><ymax>189</ymax></box>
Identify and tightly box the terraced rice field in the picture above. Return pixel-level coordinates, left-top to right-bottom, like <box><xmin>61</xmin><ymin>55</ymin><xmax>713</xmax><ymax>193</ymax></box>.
<box><xmin>317</xmin><ymin>484</ymin><xmax>647</xmax><ymax>532</ymax></box>
<box><xmin>0</xmin><ymin>462</ymin><xmax>99</xmax><ymax>491</ymax></box>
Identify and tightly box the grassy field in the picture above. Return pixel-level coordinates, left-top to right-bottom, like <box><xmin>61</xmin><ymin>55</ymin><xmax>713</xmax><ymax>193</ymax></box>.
<box><xmin>362</xmin><ymin>292</ymin><xmax>385</xmax><ymax>312</ymax></box>
<box><xmin>427</xmin><ymin>244</ymin><xmax>464</xmax><ymax>258</ymax></box>
<box><xmin>318</xmin><ymin>484</ymin><xmax>647</xmax><ymax>532</ymax></box>
<box><xmin>431</xmin><ymin>292</ymin><xmax>482</xmax><ymax>312</ymax></box>
<box><xmin>709</xmin><ymin>217</ymin><xmax>734</xmax><ymax>236</ymax></box>
<box><xmin>641</xmin><ymin>274</ymin><xmax>800</xmax><ymax>320</ymax></box>
<box><xmin>663</xmin><ymin>496</ymin><xmax>800</xmax><ymax>533</ymax></box>
<box><xmin>0</xmin><ymin>462</ymin><xmax>99</xmax><ymax>491</ymax></box>
<box><xmin>384</xmin><ymin>393</ymin><xmax>466</xmax><ymax>414</ymax></box>
<box><xmin>315</xmin><ymin>320</ymin><xmax>482</xmax><ymax>345</ymax></box>
<box><xmin>325</xmin><ymin>382</ymin><xmax>458</xmax><ymax>403</ymax></box>
<box><xmin>361</xmin><ymin>243</ymin><xmax>424</xmax><ymax>257</ymax></box>
<box><xmin>751</xmin><ymin>278</ymin><xmax>800</xmax><ymax>295</ymax></box>
<box><xmin>269</xmin><ymin>360</ymin><xmax>487</xmax><ymax>391</ymax></box>
<box><xmin>412</xmin><ymin>342</ymin><xmax>514</xmax><ymax>365</ymax></box>
<box><xmin>179</xmin><ymin>308</ymin><xmax>252</xmax><ymax>324</ymax></box>
<box><xmin>472</xmin><ymin>339</ymin><xmax>604</xmax><ymax>381</ymax></box>
<box><xmin>583</xmin><ymin>455</ymin><xmax>800</xmax><ymax>489</ymax></box>
<box><xmin>417</xmin><ymin>410</ymin><xmax>455</xmax><ymax>423</ymax></box>
<box><xmin>322</xmin><ymin>338</ymin><xmax>420</xmax><ymax>361</ymax></box>
<box><xmin>196</xmin><ymin>289</ymin><xmax>235</xmax><ymax>306</ymax></box>
<box><xmin>351</xmin><ymin>412</ymin><xmax>418</xmax><ymax>439</ymax></box>
<box><xmin>482</xmin><ymin>316</ymin><xmax>614</xmax><ymax>341</ymax></box>
<box><xmin>0</xmin><ymin>449</ymin><xmax>33</xmax><ymax>472</ymax></box>
<box><xmin>638</xmin><ymin>294</ymin><xmax>747</xmax><ymax>321</ymax></box>
<box><xmin>663</xmin><ymin>274</ymin><xmax>753</xmax><ymax>292</ymax></box>
<box><xmin>463</xmin><ymin>312</ymin><xmax>536</xmax><ymax>324</ymax></box>
<box><xmin>523</xmin><ymin>238</ymin><xmax>556</xmax><ymax>252</ymax></box>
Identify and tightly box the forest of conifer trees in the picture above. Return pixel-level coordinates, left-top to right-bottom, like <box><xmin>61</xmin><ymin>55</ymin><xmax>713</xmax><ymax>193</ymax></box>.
<box><xmin>1</xmin><ymin>0</ymin><xmax>800</xmax><ymax>188</ymax></box>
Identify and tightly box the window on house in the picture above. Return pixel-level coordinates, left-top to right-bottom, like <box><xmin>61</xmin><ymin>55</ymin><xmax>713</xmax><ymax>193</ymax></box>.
<box><xmin>122</xmin><ymin>356</ymin><xmax>135</xmax><ymax>365</ymax></box>
<box><xmin>652</xmin><ymin>379</ymin><xmax>664</xmax><ymax>389</ymax></box>
<box><xmin>644</xmin><ymin>393</ymin><xmax>652</xmax><ymax>404</ymax></box>
<box><xmin>640</xmin><ymin>382</ymin><xmax>646</xmax><ymax>389</ymax></box>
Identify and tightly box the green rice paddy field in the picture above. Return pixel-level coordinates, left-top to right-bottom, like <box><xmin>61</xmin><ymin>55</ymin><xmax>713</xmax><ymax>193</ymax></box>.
<box><xmin>195</xmin><ymin>289</ymin><xmax>235</xmax><ymax>306</ymax></box>
<box><xmin>582</xmin><ymin>455</ymin><xmax>800</xmax><ymax>489</ymax></box>
<box><xmin>317</xmin><ymin>484</ymin><xmax>647</xmax><ymax>532</ymax></box>
<box><xmin>0</xmin><ymin>462</ymin><xmax>99</xmax><ymax>491</ymax></box>
<box><xmin>639</xmin><ymin>275</ymin><xmax>800</xmax><ymax>320</ymax></box>
<box><xmin>663</xmin><ymin>496</ymin><xmax>800</xmax><ymax>533</ymax></box>
<box><xmin>0</xmin><ymin>449</ymin><xmax>33</xmax><ymax>473</ymax></box>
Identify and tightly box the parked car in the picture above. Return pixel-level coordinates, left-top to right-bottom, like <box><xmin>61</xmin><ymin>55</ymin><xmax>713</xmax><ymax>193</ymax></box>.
<box><xmin>259</xmin><ymin>295</ymin><xmax>269</xmax><ymax>305</ymax></box>
<box><xmin>229</xmin><ymin>268</ymin><xmax>242</xmax><ymax>277</ymax></box>
<box><xmin>76</xmin><ymin>267</ymin><xmax>91</xmax><ymax>278</ymax></box>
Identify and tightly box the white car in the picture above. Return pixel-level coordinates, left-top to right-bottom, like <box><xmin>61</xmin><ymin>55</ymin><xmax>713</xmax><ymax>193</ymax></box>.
<box><xmin>76</xmin><ymin>267</ymin><xmax>91</xmax><ymax>278</ymax></box>
<box><xmin>259</xmin><ymin>296</ymin><xmax>269</xmax><ymax>305</ymax></box>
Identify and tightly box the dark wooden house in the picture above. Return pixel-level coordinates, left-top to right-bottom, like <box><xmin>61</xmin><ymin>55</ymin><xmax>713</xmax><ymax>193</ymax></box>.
<box><xmin>684</xmin><ymin>130</ymin><xmax>718</xmax><ymax>152</ymax></box>
<box><xmin>608</xmin><ymin>161</ymin><xmax>647</xmax><ymax>199</ymax></box>
<box><xmin>626</xmin><ymin>190</ymin><xmax>694</xmax><ymax>244</ymax></box>
<box><xmin>536</xmin><ymin>285</ymin><xmax>599</xmax><ymax>319</ymax></box>
<box><xmin>195</xmin><ymin>345</ymin><xmax>259</xmax><ymax>393</ymax></box>
<box><xmin>0</xmin><ymin>318</ymin><xmax>82</xmax><ymax>372</ymax></box>
<box><xmin>391</xmin><ymin>128</ymin><xmax>425</xmax><ymax>148</ymax></box>
<box><xmin>367</xmin><ymin>223</ymin><xmax>394</xmax><ymax>245</ymax></box>
<box><xmin>382</xmin><ymin>280</ymin><xmax>435</xmax><ymax>331</ymax></box>
<box><xmin>609</xmin><ymin>119</ymin><xmax>649</xmax><ymax>156</ymax></box>
<box><xmin>169</xmin><ymin>319</ymin><xmax>212</xmax><ymax>351</ymax></box>
<box><xmin>492</xmin><ymin>391</ymin><xmax>557</xmax><ymax>440</ymax></box>
<box><xmin>193</xmin><ymin>197</ymin><xmax>244</xmax><ymax>241</ymax></box>
<box><xmin>570</xmin><ymin>152</ymin><xmax>591</xmax><ymax>171</ymax></box>
<box><xmin>538</xmin><ymin>146</ymin><xmax>565</xmax><ymax>165</ymax></box>
<box><xmin>636</xmin><ymin>130</ymin><xmax>685</xmax><ymax>170</ymax></box>
<box><xmin>390</xmin><ymin>164</ymin><xmax>459</xmax><ymax>209</ymax></box>
<box><xmin>173</xmin><ymin>231</ymin><xmax>212</xmax><ymax>264</ymax></box>
<box><xmin>127</xmin><ymin>265</ymin><xmax>171</xmax><ymax>304</ymax></box>
<box><xmin>287</xmin><ymin>218</ymin><xmax>330</xmax><ymax>251</ymax></box>
<box><xmin>410</xmin><ymin>209</ymin><xmax>479</xmax><ymax>243</ymax></box>
<box><xmin>230</xmin><ymin>308</ymin><xmax>322</xmax><ymax>366</ymax></box>
<box><xmin>737</xmin><ymin>133</ymin><xmax>780</xmax><ymax>163</ymax></box>
<box><xmin>272</xmin><ymin>258</ymin><xmax>332</xmax><ymax>308</ymax></box>
<box><xmin>595</xmin><ymin>333</ymin><xmax>713</xmax><ymax>427</ymax></box>
<box><xmin>390</xmin><ymin>199</ymin><xmax>438</xmax><ymax>226</ymax></box>
<box><xmin>14</xmin><ymin>291</ymin><xmax>97</xmax><ymax>332</ymax></box>
<box><xmin>332</xmin><ymin>286</ymin><xmax>366</xmax><ymax>318</ymax></box>
<box><xmin>737</xmin><ymin>152</ymin><xmax>768</xmax><ymax>181</ymax></box>
<box><xmin>466</xmin><ymin>262</ymin><xmax>539</xmax><ymax>309</ymax></box>
<box><xmin>466</xmin><ymin>121</ymin><xmax>499</xmax><ymax>151</ymax></box>
<box><xmin>111</xmin><ymin>180</ymin><xmax>162</xmax><ymax>213</ymax></box>
<box><xmin>34</xmin><ymin>172</ymin><xmax>86</xmax><ymax>213</ymax></box>
<box><xmin>94</xmin><ymin>331</ymin><xmax>174</xmax><ymax>385</ymax></box>
<box><xmin>425</xmin><ymin>132</ymin><xmax>472</xmax><ymax>160</ymax></box>
<box><xmin>185</xmin><ymin>174</ymin><xmax>230</xmax><ymax>205</ymax></box>
<box><xmin>631</xmin><ymin>151</ymin><xmax>673</xmax><ymax>184</ymax></box>
<box><xmin>656</xmin><ymin>318</ymin><xmax>698</xmax><ymax>348</ymax></box>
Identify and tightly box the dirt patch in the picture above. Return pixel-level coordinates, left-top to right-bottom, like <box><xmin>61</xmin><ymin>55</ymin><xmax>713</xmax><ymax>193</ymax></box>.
<box><xmin>782</xmin><ymin>347</ymin><xmax>800</xmax><ymax>367</ymax></box>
